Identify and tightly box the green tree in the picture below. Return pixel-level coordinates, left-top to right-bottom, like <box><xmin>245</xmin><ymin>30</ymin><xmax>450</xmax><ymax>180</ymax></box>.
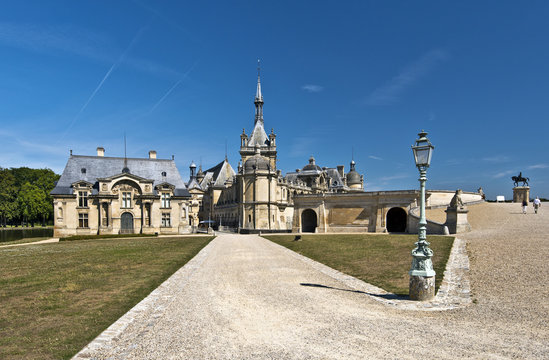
<box><xmin>0</xmin><ymin>168</ymin><xmax>18</xmax><ymax>226</ymax></box>
<box><xmin>17</xmin><ymin>182</ymin><xmax>46</xmax><ymax>227</ymax></box>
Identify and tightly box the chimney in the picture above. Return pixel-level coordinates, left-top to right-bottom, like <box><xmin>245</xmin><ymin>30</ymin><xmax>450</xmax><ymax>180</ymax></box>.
<box><xmin>97</xmin><ymin>147</ymin><xmax>105</xmax><ymax>157</ymax></box>
<box><xmin>337</xmin><ymin>165</ymin><xmax>344</xmax><ymax>178</ymax></box>
<box><xmin>149</xmin><ymin>150</ymin><xmax>157</xmax><ymax>159</ymax></box>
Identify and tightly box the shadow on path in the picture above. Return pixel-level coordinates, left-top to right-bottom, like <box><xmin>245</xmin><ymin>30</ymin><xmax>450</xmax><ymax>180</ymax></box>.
<box><xmin>300</xmin><ymin>283</ymin><xmax>405</xmax><ymax>300</ymax></box>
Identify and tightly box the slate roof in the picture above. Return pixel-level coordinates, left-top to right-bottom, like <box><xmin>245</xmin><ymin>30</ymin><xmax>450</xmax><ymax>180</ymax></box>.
<box><xmin>285</xmin><ymin>167</ymin><xmax>349</xmax><ymax>191</ymax></box>
<box><xmin>201</xmin><ymin>159</ymin><xmax>236</xmax><ymax>189</ymax></box>
<box><xmin>51</xmin><ymin>155</ymin><xmax>189</xmax><ymax>197</ymax></box>
<box><xmin>247</xmin><ymin>121</ymin><xmax>270</xmax><ymax>147</ymax></box>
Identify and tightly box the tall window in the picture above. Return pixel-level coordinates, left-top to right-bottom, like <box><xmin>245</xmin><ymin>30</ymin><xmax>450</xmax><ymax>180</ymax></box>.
<box><xmin>78</xmin><ymin>191</ymin><xmax>88</xmax><ymax>207</ymax></box>
<box><xmin>78</xmin><ymin>213</ymin><xmax>88</xmax><ymax>228</ymax></box>
<box><xmin>161</xmin><ymin>193</ymin><xmax>171</xmax><ymax>208</ymax></box>
<box><xmin>161</xmin><ymin>213</ymin><xmax>171</xmax><ymax>227</ymax></box>
<box><xmin>122</xmin><ymin>192</ymin><xmax>131</xmax><ymax>208</ymax></box>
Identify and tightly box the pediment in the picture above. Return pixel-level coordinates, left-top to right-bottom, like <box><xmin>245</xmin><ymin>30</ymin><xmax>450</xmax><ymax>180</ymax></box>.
<box><xmin>71</xmin><ymin>180</ymin><xmax>94</xmax><ymax>188</ymax></box>
<box><xmin>97</xmin><ymin>173</ymin><xmax>153</xmax><ymax>183</ymax></box>
<box><xmin>155</xmin><ymin>182</ymin><xmax>175</xmax><ymax>191</ymax></box>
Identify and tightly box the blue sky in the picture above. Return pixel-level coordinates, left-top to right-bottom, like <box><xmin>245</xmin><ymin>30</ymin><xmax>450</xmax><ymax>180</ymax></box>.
<box><xmin>1</xmin><ymin>1</ymin><xmax>548</xmax><ymax>200</ymax></box>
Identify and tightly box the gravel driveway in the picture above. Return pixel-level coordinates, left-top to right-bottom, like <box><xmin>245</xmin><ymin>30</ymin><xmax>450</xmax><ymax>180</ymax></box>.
<box><xmin>74</xmin><ymin>203</ymin><xmax>548</xmax><ymax>359</ymax></box>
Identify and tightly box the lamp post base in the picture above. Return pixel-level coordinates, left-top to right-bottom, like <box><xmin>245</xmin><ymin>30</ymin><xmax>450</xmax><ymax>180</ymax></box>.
<box><xmin>409</xmin><ymin>275</ymin><xmax>435</xmax><ymax>301</ymax></box>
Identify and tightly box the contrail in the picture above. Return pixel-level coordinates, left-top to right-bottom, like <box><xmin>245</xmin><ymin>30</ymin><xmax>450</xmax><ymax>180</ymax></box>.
<box><xmin>59</xmin><ymin>26</ymin><xmax>148</xmax><ymax>142</ymax></box>
<box><xmin>147</xmin><ymin>61</ymin><xmax>198</xmax><ymax>115</ymax></box>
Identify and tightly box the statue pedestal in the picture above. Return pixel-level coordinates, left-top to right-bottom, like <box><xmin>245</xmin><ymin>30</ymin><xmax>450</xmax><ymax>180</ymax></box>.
<box><xmin>513</xmin><ymin>186</ymin><xmax>530</xmax><ymax>204</ymax></box>
<box><xmin>409</xmin><ymin>275</ymin><xmax>435</xmax><ymax>301</ymax></box>
<box><xmin>445</xmin><ymin>207</ymin><xmax>471</xmax><ymax>234</ymax></box>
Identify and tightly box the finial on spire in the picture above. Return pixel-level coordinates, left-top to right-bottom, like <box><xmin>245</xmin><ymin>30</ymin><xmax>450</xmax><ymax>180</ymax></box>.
<box><xmin>122</xmin><ymin>132</ymin><xmax>130</xmax><ymax>173</ymax></box>
<box><xmin>124</xmin><ymin>132</ymin><xmax>127</xmax><ymax>160</ymax></box>
<box><xmin>254</xmin><ymin>59</ymin><xmax>264</xmax><ymax>125</ymax></box>
<box><xmin>255</xmin><ymin>59</ymin><xmax>263</xmax><ymax>102</ymax></box>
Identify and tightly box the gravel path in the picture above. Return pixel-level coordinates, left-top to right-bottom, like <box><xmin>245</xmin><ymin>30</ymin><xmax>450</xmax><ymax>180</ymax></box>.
<box><xmin>0</xmin><ymin>237</ymin><xmax>59</xmax><ymax>248</ymax></box>
<box><xmin>74</xmin><ymin>203</ymin><xmax>548</xmax><ymax>359</ymax></box>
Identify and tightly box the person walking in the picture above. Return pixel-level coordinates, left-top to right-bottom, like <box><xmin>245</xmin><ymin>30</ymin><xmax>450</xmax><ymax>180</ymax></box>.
<box><xmin>522</xmin><ymin>199</ymin><xmax>528</xmax><ymax>214</ymax></box>
<box><xmin>533</xmin><ymin>197</ymin><xmax>541</xmax><ymax>214</ymax></box>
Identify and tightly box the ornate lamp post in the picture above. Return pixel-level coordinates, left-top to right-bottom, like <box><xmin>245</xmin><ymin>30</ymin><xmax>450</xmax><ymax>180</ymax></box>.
<box><xmin>409</xmin><ymin>130</ymin><xmax>436</xmax><ymax>301</ymax></box>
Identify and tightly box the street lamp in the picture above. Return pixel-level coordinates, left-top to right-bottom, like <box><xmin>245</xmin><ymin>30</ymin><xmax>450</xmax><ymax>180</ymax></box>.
<box><xmin>409</xmin><ymin>130</ymin><xmax>436</xmax><ymax>301</ymax></box>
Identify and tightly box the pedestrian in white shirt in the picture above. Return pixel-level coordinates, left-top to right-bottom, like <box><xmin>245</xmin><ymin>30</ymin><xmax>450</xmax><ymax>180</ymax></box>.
<box><xmin>533</xmin><ymin>197</ymin><xmax>541</xmax><ymax>214</ymax></box>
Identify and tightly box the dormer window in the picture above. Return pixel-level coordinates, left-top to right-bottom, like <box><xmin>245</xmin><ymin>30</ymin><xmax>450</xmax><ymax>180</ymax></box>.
<box><xmin>161</xmin><ymin>171</ymin><xmax>167</xmax><ymax>177</ymax></box>
<box><xmin>81</xmin><ymin>168</ymin><xmax>86</xmax><ymax>174</ymax></box>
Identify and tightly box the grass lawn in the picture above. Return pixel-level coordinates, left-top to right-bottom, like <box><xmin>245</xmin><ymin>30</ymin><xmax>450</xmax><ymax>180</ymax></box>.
<box><xmin>0</xmin><ymin>236</ymin><xmax>213</xmax><ymax>360</ymax></box>
<box><xmin>264</xmin><ymin>234</ymin><xmax>453</xmax><ymax>297</ymax></box>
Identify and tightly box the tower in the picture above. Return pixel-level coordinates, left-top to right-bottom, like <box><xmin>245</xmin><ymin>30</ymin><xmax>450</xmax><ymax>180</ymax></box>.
<box><xmin>239</xmin><ymin>60</ymin><xmax>277</xmax><ymax>170</ymax></box>
<box><xmin>238</xmin><ymin>61</ymin><xmax>280</xmax><ymax>231</ymax></box>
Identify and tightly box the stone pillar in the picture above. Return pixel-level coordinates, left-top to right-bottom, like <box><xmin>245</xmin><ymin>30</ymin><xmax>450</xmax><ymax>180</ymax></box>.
<box><xmin>513</xmin><ymin>186</ymin><xmax>530</xmax><ymax>204</ymax></box>
<box><xmin>445</xmin><ymin>207</ymin><xmax>472</xmax><ymax>234</ymax></box>
<box><xmin>409</xmin><ymin>275</ymin><xmax>435</xmax><ymax>301</ymax></box>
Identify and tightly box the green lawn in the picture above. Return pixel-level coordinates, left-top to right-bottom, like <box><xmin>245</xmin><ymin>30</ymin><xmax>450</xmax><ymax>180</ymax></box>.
<box><xmin>0</xmin><ymin>236</ymin><xmax>213</xmax><ymax>360</ymax></box>
<box><xmin>264</xmin><ymin>234</ymin><xmax>453</xmax><ymax>297</ymax></box>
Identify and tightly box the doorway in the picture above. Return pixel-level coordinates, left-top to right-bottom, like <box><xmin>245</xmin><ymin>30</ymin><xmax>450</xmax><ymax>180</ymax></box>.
<box><xmin>386</xmin><ymin>207</ymin><xmax>407</xmax><ymax>232</ymax></box>
<box><xmin>301</xmin><ymin>209</ymin><xmax>317</xmax><ymax>233</ymax></box>
<box><xmin>120</xmin><ymin>212</ymin><xmax>134</xmax><ymax>234</ymax></box>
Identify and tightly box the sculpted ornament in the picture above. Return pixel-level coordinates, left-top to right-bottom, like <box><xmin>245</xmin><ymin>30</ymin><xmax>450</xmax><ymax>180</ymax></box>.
<box><xmin>449</xmin><ymin>189</ymin><xmax>464</xmax><ymax>209</ymax></box>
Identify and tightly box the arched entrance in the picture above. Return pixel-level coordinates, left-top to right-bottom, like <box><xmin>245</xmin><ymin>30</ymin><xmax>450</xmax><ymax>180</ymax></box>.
<box><xmin>386</xmin><ymin>207</ymin><xmax>407</xmax><ymax>233</ymax></box>
<box><xmin>120</xmin><ymin>212</ymin><xmax>134</xmax><ymax>234</ymax></box>
<box><xmin>301</xmin><ymin>209</ymin><xmax>317</xmax><ymax>233</ymax></box>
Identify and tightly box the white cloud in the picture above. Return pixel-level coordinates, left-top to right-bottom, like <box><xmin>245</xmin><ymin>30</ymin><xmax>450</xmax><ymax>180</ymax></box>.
<box><xmin>482</xmin><ymin>156</ymin><xmax>511</xmax><ymax>163</ymax></box>
<box><xmin>368</xmin><ymin>155</ymin><xmax>383</xmax><ymax>161</ymax></box>
<box><xmin>379</xmin><ymin>174</ymin><xmax>409</xmax><ymax>182</ymax></box>
<box><xmin>301</xmin><ymin>84</ymin><xmax>324</xmax><ymax>93</ymax></box>
<box><xmin>528</xmin><ymin>164</ymin><xmax>548</xmax><ymax>170</ymax></box>
<box><xmin>365</xmin><ymin>49</ymin><xmax>447</xmax><ymax>106</ymax></box>
<box><xmin>493</xmin><ymin>170</ymin><xmax>516</xmax><ymax>179</ymax></box>
<box><xmin>0</xmin><ymin>22</ymin><xmax>182</xmax><ymax>78</ymax></box>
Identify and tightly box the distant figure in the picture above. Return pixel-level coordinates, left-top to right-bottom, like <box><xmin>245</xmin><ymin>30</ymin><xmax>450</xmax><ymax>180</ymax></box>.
<box><xmin>449</xmin><ymin>189</ymin><xmax>465</xmax><ymax>209</ymax></box>
<box><xmin>522</xmin><ymin>199</ymin><xmax>528</xmax><ymax>214</ymax></box>
<box><xmin>533</xmin><ymin>197</ymin><xmax>541</xmax><ymax>214</ymax></box>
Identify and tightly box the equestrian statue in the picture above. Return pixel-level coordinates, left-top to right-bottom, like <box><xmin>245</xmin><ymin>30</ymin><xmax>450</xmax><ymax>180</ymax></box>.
<box><xmin>511</xmin><ymin>172</ymin><xmax>529</xmax><ymax>187</ymax></box>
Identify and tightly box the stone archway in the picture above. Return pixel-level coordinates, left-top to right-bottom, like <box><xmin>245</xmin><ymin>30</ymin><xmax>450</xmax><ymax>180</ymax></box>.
<box><xmin>301</xmin><ymin>209</ymin><xmax>317</xmax><ymax>233</ymax></box>
<box><xmin>120</xmin><ymin>212</ymin><xmax>134</xmax><ymax>234</ymax></box>
<box><xmin>386</xmin><ymin>207</ymin><xmax>407</xmax><ymax>233</ymax></box>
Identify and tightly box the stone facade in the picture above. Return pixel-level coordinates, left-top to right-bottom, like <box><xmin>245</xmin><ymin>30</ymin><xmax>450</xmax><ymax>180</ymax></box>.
<box><xmin>195</xmin><ymin>69</ymin><xmax>365</xmax><ymax>233</ymax></box>
<box><xmin>52</xmin><ymin>68</ymin><xmax>486</xmax><ymax>237</ymax></box>
<box><xmin>51</xmin><ymin>151</ymin><xmax>191</xmax><ymax>237</ymax></box>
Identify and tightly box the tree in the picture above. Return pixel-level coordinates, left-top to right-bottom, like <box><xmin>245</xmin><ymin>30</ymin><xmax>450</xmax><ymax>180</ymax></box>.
<box><xmin>17</xmin><ymin>182</ymin><xmax>46</xmax><ymax>227</ymax></box>
<box><xmin>0</xmin><ymin>169</ymin><xmax>18</xmax><ymax>226</ymax></box>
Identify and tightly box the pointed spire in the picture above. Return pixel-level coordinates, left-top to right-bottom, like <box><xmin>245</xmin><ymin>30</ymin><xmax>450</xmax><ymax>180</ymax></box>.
<box><xmin>255</xmin><ymin>59</ymin><xmax>263</xmax><ymax>101</ymax></box>
<box><xmin>254</xmin><ymin>59</ymin><xmax>264</xmax><ymax>125</ymax></box>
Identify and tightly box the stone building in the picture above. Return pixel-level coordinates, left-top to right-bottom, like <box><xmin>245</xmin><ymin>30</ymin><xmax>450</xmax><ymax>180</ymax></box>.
<box><xmin>51</xmin><ymin>149</ymin><xmax>191</xmax><ymax>237</ymax></box>
<box><xmin>195</xmin><ymin>68</ymin><xmax>365</xmax><ymax>233</ymax></box>
<box><xmin>51</xmin><ymin>66</ymin><xmax>485</xmax><ymax>237</ymax></box>
<box><xmin>51</xmin><ymin>67</ymin><xmax>372</xmax><ymax>237</ymax></box>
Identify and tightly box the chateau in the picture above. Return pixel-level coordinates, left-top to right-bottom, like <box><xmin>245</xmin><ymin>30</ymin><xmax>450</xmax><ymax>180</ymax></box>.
<box><xmin>51</xmin><ymin>69</ymin><xmax>365</xmax><ymax>237</ymax></box>
<box><xmin>51</xmin><ymin>68</ymin><xmax>483</xmax><ymax>237</ymax></box>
